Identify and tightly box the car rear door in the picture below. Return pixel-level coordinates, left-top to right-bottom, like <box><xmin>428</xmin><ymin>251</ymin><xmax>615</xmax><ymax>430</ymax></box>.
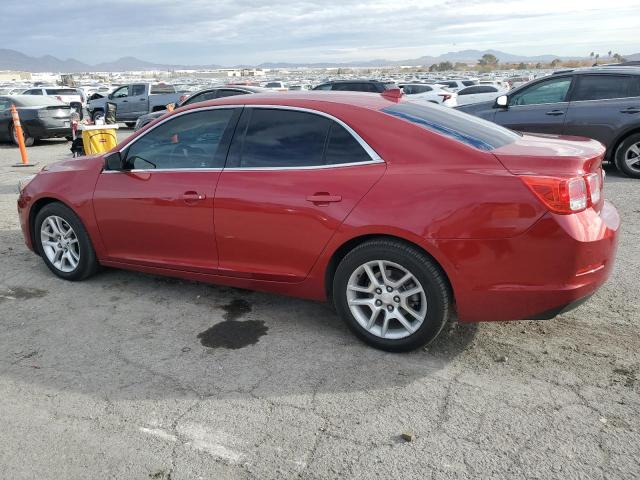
<box><xmin>128</xmin><ymin>84</ymin><xmax>149</xmax><ymax>118</ymax></box>
<box><xmin>93</xmin><ymin>107</ymin><xmax>239</xmax><ymax>272</ymax></box>
<box><xmin>563</xmin><ymin>73</ymin><xmax>640</xmax><ymax>147</ymax></box>
<box><xmin>495</xmin><ymin>75</ymin><xmax>573</xmax><ymax>134</ymax></box>
<box><xmin>214</xmin><ymin>107</ymin><xmax>386</xmax><ymax>282</ymax></box>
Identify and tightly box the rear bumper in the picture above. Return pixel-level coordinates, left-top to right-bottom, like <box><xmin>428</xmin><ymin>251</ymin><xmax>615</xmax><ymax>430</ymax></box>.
<box><xmin>23</xmin><ymin>119</ymin><xmax>71</xmax><ymax>139</ymax></box>
<box><xmin>430</xmin><ymin>200</ymin><xmax>620</xmax><ymax>322</ymax></box>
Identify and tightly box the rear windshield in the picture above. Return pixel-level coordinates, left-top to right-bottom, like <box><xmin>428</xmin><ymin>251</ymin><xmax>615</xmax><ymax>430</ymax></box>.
<box><xmin>45</xmin><ymin>88</ymin><xmax>78</xmax><ymax>95</ymax></box>
<box><xmin>12</xmin><ymin>95</ymin><xmax>66</xmax><ymax>107</ymax></box>
<box><xmin>382</xmin><ymin>102</ymin><xmax>520</xmax><ymax>151</ymax></box>
<box><xmin>150</xmin><ymin>83</ymin><xmax>176</xmax><ymax>94</ymax></box>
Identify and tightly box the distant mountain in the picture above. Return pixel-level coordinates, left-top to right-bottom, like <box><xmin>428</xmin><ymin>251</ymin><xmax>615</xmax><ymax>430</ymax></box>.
<box><xmin>1</xmin><ymin>48</ymin><xmax>637</xmax><ymax>73</ymax></box>
<box><xmin>0</xmin><ymin>49</ymin><xmax>221</xmax><ymax>73</ymax></box>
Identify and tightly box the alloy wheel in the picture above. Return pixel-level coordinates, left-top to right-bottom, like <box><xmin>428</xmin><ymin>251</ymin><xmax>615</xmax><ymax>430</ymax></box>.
<box><xmin>40</xmin><ymin>215</ymin><xmax>80</xmax><ymax>272</ymax></box>
<box><xmin>624</xmin><ymin>142</ymin><xmax>640</xmax><ymax>174</ymax></box>
<box><xmin>346</xmin><ymin>260</ymin><xmax>427</xmax><ymax>340</ymax></box>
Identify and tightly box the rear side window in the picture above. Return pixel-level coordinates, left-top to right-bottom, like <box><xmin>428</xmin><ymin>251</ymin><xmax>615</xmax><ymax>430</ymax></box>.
<box><xmin>403</xmin><ymin>85</ymin><xmax>432</xmax><ymax>94</ymax></box>
<box><xmin>313</xmin><ymin>84</ymin><xmax>332</xmax><ymax>90</ymax></box>
<box><xmin>462</xmin><ymin>80</ymin><xmax>477</xmax><ymax>86</ymax></box>
<box><xmin>572</xmin><ymin>75</ymin><xmax>640</xmax><ymax>101</ymax></box>
<box><xmin>46</xmin><ymin>88</ymin><xmax>78</xmax><ymax>95</ymax></box>
<box><xmin>229</xmin><ymin>108</ymin><xmax>374</xmax><ymax>168</ymax></box>
<box><xmin>216</xmin><ymin>89</ymin><xmax>247</xmax><ymax>98</ymax></box>
<box><xmin>325</xmin><ymin>123</ymin><xmax>372</xmax><ymax>165</ymax></box>
<box><xmin>382</xmin><ymin>102</ymin><xmax>520</xmax><ymax>151</ymax></box>
<box><xmin>234</xmin><ymin>109</ymin><xmax>330</xmax><ymax>168</ymax></box>
<box><xmin>131</xmin><ymin>84</ymin><xmax>146</xmax><ymax>96</ymax></box>
<box><xmin>332</xmin><ymin>83</ymin><xmax>378</xmax><ymax>93</ymax></box>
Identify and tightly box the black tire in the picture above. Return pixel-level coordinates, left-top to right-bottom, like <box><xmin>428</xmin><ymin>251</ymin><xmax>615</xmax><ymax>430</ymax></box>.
<box><xmin>615</xmin><ymin>133</ymin><xmax>640</xmax><ymax>179</ymax></box>
<box><xmin>65</xmin><ymin>136</ymin><xmax>73</xmax><ymax>142</ymax></box>
<box><xmin>125</xmin><ymin>122</ymin><xmax>136</xmax><ymax>128</ymax></box>
<box><xmin>11</xmin><ymin>124</ymin><xmax>35</xmax><ymax>147</ymax></box>
<box><xmin>34</xmin><ymin>202</ymin><xmax>99</xmax><ymax>281</ymax></box>
<box><xmin>333</xmin><ymin>239</ymin><xmax>452</xmax><ymax>352</ymax></box>
<box><xmin>91</xmin><ymin>110</ymin><xmax>105</xmax><ymax>123</ymax></box>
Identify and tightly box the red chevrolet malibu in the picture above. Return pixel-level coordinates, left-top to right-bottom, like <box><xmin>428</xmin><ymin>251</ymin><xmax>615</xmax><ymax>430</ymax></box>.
<box><xmin>17</xmin><ymin>91</ymin><xmax>619</xmax><ymax>351</ymax></box>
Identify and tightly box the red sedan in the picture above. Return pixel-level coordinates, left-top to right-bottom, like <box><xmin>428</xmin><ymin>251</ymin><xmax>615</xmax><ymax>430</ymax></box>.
<box><xmin>17</xmin><ymin>91</ymin><xmax>619</xmax><ymax>351</ymax></box>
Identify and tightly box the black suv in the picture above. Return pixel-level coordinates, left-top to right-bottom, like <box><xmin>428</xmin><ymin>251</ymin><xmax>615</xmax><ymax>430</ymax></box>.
<box><xmin>457</xmin><ymin>67</ymin><xmax>640</xmax><ymax>178</ymax></box>
<box><xmin>312</xmin><ymin>80</ymin><xmax>397</xmax><ymax>93</ymax></box>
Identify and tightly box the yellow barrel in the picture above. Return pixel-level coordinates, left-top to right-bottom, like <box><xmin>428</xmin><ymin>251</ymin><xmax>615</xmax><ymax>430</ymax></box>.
<box><xmin>80</xmin><ymin>125</ymin><xmax>119</xmax><ymax>155</ymax></box>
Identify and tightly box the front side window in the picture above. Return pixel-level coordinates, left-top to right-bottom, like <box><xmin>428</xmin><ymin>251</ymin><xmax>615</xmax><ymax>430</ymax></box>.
<box><xmin>571</xmin><ymin>75</ymin><xmax>640</xmax><ymax>101</ymax></box>
<box><xmin>124</xmin><ymin>109</ymin><xmax>235</xmax><ymax>170</ymax></box>
<box><xmin>229</xmin><ymin>108</ymin><xmax>374</xmax><ymax>168</ymax></box>
<box><xmin>183</xmin><ymin>91</ymin><xmax>218</xmax><ymax>105</ymax></box>
<box><xmin>510</xmin><ymin>77</ymin><xmax>572</xmax><ymax>106</ymax></box>
<box><xmin>112</xmin><ymin>86</ymin><xmax>129</xmax><ymax>98</ymax></box>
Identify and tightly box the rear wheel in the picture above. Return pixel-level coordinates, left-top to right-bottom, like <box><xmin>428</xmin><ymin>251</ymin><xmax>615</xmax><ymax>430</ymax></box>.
<box><xmin>615</xmin><ymin>133</ymin><xmax>640</xmax><ymax>179</ymax></box>
<box><xmin>34</xmin><ymin>202</ymin><xmax>99</xmax><ymax>281</ymax></box>
<box><xmin>11</xmin><ymin>124</ymin><xmax>35</xmax><ymax>147</ymax></box>
<box><xmin>333</xmin><ymin>239</ymin><xmax>452</xmax><ymax>352</ymax></box>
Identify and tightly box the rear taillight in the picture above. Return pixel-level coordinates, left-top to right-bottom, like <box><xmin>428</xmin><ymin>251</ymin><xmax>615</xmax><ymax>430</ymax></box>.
<box><xmin>438</xmin><ymin>93</ymin><xmax>452</xmax><ymax>101</ymax></box>
<box><xmin>585</xmin><ymin>172</ymin><xmax>602</xmax><ymax>205</ymax></box>
<box><xmin>179</xmin><ymin>94</ymin><xmax>187</xmax><ymax>103</ymax></box>
<box><xmin>56</xmin><ymin>96</ymin><xmax>63</xmax><ymax>101</ymax></box>
<box><xmin>520</xmin><ymin>175</ymin><xmax>601</xmax><ymax>214</ymax></box>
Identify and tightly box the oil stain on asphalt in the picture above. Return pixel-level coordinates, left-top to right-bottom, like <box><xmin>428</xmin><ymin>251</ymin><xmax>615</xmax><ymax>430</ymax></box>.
<box><xmin>0</xmin><ymin>286</ymin><xmax>48</xmax><ymax>303</ymax></box>
<box><xmin>197</xmin><ymin>299</ymin><xmax>268</xmax><ymax>349</ymax></box>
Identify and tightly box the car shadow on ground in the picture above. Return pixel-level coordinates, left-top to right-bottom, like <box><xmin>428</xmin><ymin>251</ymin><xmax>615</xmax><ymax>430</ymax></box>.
<box><xmin>0</xmin><ymin>228</ymin><xmax>477</xmax><ymax>403</ymax></box>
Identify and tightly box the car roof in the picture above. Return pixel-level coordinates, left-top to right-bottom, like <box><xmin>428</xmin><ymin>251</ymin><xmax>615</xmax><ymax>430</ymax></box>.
<box><xmin>553</xmin><ymin>66</ymin><xmax>640</xmax><ymax>75</ymax></box>
<box><xmin>176</xmin><ymin>91</ymin><xmax>402</xmax><ymax>114</ymax></box>
<box><xmin>319</xmin><ymin>79</ymin><xmax>389</xmax><ymax>85</ymax></box>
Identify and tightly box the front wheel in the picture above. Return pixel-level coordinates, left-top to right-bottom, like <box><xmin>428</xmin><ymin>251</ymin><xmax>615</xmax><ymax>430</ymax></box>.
<box><xmin>615</xmin><ymin>133</ymin><xmax>640</xmax><ymax>179</ymax></box>
<box><xmin>333</xmin><ymin>239</ymin><xmax>452</xmax><ymax>352</ymax></box>
<box><xmin>91</xmin><ymin>110</ymin><xmax>105</xmax><ymax>123</ymax></box>
<box><xmin>34</xmin><ymin>202</ymin><xmax>99</xmax><ymax>281</ymax></box>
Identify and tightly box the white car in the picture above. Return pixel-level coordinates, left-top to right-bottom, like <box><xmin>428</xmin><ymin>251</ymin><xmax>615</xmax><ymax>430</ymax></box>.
<box><xmin>399</xmin><ymin>83</ymin><xmax>458</xmax><ymax>107</ymax></box>
<box><xmin>263</xmin><ymin>81</ymin><xmax>287</xmax><ymax>91</ymax></box>
<box><xmin>455</xmin><ymin>85</ymin><xmax>509</xmax><ymax>106</ymax></box>
<box><xmin>432</xmin><ymin>79</ymin><xmax>477</xmax><ymax>92</ymax></box>
<box><xmin>22</xmin><ymin>87</ymin><xmax>84</xmax><ymax>106</ymax></box>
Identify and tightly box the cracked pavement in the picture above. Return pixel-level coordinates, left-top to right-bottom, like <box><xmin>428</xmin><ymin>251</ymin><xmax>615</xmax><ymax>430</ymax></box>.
<box><xmin>0</xmin><ymin>133</ymin><xmax>639</xmax><ymax>479</ymax></box>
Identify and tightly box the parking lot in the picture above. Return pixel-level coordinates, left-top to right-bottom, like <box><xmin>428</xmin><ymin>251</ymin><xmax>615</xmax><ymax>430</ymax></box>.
<box><xmin>0</xmin><ymin>132</ymin><xmax>638</xmax><ymax>479</ymax></box>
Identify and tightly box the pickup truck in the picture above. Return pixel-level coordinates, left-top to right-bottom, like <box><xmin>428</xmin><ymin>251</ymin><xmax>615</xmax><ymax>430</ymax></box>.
<box><xmin>86</xmin><ymin>83</ymin><xmax>181</xmax><ymax>127</ymax></box>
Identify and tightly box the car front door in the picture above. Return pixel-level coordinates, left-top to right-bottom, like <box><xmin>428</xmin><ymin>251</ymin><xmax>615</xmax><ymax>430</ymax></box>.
<box><xmin>93</xmin><ymin>107</ymin><xmax>239</xmax><ymax>272</ymax></box>
<box><xmin>214</xmin><ymin>107</ymin><xmax>386</xmax><ymax>282</ymax></box>
<box><xmin>563</xmin><ymin>73</ymin><xmax>640</xmax><ymax>147</ymax></box>
<box><xmin>495</xmin><ymin>76</ymin><xmax>573</xmax><ymax>134</ymax></box>
<box><xmin>128</xmin><ymin>84</ymin><xmax>148</xmax><ymax>118</ymax></box>
<box><xmin>109</xmin><ymin>86</ymin><xmax>131</xmax><ymax>118</ymax></box>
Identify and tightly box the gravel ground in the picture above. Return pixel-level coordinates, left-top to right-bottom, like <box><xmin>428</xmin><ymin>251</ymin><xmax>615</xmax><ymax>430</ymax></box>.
<box><xmin>0</xmin><ymin>132</ymin><xmax>638</xmax><ymax>480</ymax></box>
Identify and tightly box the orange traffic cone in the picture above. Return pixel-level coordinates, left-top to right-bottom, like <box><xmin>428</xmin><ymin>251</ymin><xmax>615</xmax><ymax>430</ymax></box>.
<box><xmin>11</xmin><ymin>104</ymin><xmax>37</xmax><ymax>168</ymax></box>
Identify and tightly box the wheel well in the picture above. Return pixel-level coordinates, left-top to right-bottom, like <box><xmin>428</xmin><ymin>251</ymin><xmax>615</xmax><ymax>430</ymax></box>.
<box><xmin>28</xmin><ymin>197</ymin><xmax>65</xmax><ymax>252</ymax></box>
<box><xmin>609</xmin><ymin>128</ymin><xmax>640</xmax><ymax>161</ymax></box>
<box><xmin>324</xmin><ymin>234</ymin><xmax>454</xmax><ymax>303</ymax></box>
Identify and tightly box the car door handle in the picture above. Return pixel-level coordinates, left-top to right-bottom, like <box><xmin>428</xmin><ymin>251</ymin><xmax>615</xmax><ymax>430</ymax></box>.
<box><xmin>122</xmin><ymin>100</ymin><xmax>128</xmax><ymax>103</ymax></box>
<box><xmin>306</xmin><ymin>193</ymin><xmax>342</xmax><ymax>205</ymax></box>
<box><xmin>545</xmin><ymin>110</ymin><xmax>565</xmax><ymax>116</ymax></box>
<box><xmin>139</xmin><ymin>98</ymin><xmax>146</xmax><ymax>101</ymax></box>
<box><xmin>183</xmin><ymin>191</ymin><xmax>206</xmax><ymax>204</ymax></box>
<box><xmin>620</xmin><ymin>107</ymin><xmax>640</xmax><ymax>114</ymax></box>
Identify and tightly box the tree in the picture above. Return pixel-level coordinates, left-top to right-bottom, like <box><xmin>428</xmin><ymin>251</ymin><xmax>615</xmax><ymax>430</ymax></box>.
<box><xmin>595</xmin><ymin>53</ymin><xmax>600</xmax><ymax>64</ymax></box>
<box><xmin>535</xmin><ymin>62</ymin><xmax>543</xmax><ymax>69</ymax></box>
<box><xmin>608</xmin><ymin>50</ymin><xmax>612</xmax><ymax>58</ymax></box>
<box><xmin>550</xmin><ymin>58</ymin><xmax>561</xmax><ymax>68</ymax></box>
<box><xmin>590</xmin><ymin>52</ymin><xmax>595</xmax><ymax>63</ymax></box>
<box><xmin>478</xmin><ymin>54</ymin><xmax>499</xmax><ymax>67</ymax></box>
<box><xmin>437</xmin><ymin>61</ymin><xmax>453</xmax><ymax>71</ymax></box>
<box><xmin>517</xmin><ymin>62</ymin><xmax>527</xmax><ymax>70</ymax></box>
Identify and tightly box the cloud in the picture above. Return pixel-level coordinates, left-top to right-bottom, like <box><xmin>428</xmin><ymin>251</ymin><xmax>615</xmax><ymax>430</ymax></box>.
<box><xmin>2</xmin><ymin>0</ymin><xmax>639</xmax><ymax>65</ymax></box>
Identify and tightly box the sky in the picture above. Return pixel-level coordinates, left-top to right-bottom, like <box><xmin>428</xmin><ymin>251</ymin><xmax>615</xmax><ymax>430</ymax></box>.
<box><xmin>3</xmin><ymin>0</ymin><xmax>639</xmax><ymax>65</ymax></box>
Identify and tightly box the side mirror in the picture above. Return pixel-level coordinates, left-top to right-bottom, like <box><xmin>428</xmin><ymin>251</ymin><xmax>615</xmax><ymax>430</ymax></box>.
<box><xmin>104</xmin><ymin>151</ymin><xmax>124</xmax><ymax>171</ymax></box>
<box><xmin>495</xmin><ymin>95</ymin><xmax>508</xmax><ymax>108</ymax></box>
<box><xmin>107</xmin><ymin>93</ymin><xmax>113</xmax><ymax>100</ymax></box>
